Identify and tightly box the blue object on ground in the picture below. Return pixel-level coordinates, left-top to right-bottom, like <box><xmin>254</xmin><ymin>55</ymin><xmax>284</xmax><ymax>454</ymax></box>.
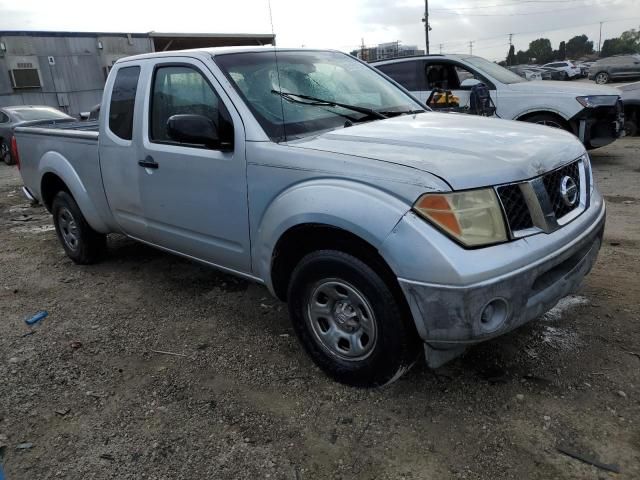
<box><xmin>25</xmin><ymin>311</ymin><xmax>48</xmax><ymax>326</ymax></box>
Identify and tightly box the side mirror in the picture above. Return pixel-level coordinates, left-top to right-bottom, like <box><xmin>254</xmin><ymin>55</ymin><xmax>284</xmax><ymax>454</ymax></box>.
<box><xmin>460</xmin><ymin>78</ymin><xmax>482</xmax><ymax>89</ymax></box>
<box><xmin>166</xmin><ymin>114</ymin><xmax>222</xmax><ymax>149</ymax></box>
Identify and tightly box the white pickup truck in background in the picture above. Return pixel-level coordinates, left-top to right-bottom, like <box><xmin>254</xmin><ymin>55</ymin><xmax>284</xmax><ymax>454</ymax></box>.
<box><xmin>373</xmin><ymin>54</ymin><xmax>624</xmax><ymax>149</ymax></box>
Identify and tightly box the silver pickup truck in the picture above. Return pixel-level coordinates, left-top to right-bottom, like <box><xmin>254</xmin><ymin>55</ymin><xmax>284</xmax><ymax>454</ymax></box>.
<box><xmin>14</xmin><ymin>47</ymin><xmax>605</xmax><ymax>387</ymax></box>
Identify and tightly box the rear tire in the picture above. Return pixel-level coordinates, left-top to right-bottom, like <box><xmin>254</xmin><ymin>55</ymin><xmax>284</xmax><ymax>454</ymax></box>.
<box><xmin>287</xmin><ymin>250</ymin><xmax>421</xmax><ymax>387</ymax></box>
<box><xmin>594</xmin><ymin>72</ymin><xmax>609</xmax><ymax>85</ymax></box>
<box><xmin>1</xmin><ymin>140</ymin><xmax>13</xmax><ymax>166</ymax></box>
<box><xmin>624</xmin><ymin>119</ymin><xmax>637</xmax><ymax>137</ymax></box>
<box><xmin>52</xmin><ymin>191</ymin><xmax>106</xmax><ymax>264</ymax></box>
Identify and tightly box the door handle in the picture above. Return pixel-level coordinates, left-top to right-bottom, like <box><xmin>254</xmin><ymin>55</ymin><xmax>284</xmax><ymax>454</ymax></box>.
<box><xmin>138</xmin><ymin>156</ymin><xmax>158</xmax><ymax>169</ymax></box>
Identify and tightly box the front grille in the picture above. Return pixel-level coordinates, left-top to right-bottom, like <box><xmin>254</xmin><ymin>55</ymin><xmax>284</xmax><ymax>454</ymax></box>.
<box><xmin>497</xmin><ymin>184</ymin><xmax>533</xmax><ymax>231</ymax></box>
<box><xmin>495</xmin><ymin>157</ymin><xmax>587</xmax><ymax>238</ymax></box>
<box><xmin>542</xmin><ymin>161</ymin><xmax>581</xmax><ymax>219</ymax></box>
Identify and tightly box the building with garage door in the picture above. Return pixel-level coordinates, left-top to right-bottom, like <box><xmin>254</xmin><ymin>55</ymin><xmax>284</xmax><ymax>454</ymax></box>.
<box><xmin>0</xmin><ymin>31</ymin><xmax>275</xmax><ymax>116</ymax></box>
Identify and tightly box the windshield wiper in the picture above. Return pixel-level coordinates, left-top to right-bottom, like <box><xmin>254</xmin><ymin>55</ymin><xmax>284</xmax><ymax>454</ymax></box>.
<box><xmin>271</xmin><ymin>90</ymin><xmax>388</xmax><ymax>120</ymax></box>
<box><xmin>378</xmin><ymin>109</ymin><xmax>426</xmax><ymax>117</ymax></box>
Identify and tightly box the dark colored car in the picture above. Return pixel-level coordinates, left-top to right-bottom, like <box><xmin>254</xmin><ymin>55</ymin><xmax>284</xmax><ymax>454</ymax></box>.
<box><xmin>0</xmin><ymin>105</ymin><xmax>74</xmax><ymax>165</ymax></box>
<box><xmin>536</xmin><ymin>67</ymin><xmax>567</xmax><ymax>81</ymax></box>
<box><xmin>620</xmin><ymin>82</ymin><xmax>640</xmax><ymax>136</ymax></box>
<box><xmin>589</xmin><ymin>54</ymin><xmax>640</xmax><ymax>84</ymax></box>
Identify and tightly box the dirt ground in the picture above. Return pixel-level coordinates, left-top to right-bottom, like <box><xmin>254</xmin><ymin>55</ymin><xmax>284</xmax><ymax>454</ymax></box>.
<box><xmin>0</xmin><ymin>138</ymin><xmax>639</xmax><ymax>480</ymax></box>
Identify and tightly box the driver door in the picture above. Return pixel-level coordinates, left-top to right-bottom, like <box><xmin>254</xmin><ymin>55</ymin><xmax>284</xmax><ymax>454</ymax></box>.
<box><xmin>137</xmin><ymin>57</ymin><xmax>251</xmax><ymax>273</ymax></box>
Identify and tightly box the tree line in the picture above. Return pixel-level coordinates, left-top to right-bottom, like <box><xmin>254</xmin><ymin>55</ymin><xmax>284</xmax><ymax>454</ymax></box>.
<box><xmin>504</xmin><ymin>26</ymin><xmax>640</xmax><ymax>65</ymax></box>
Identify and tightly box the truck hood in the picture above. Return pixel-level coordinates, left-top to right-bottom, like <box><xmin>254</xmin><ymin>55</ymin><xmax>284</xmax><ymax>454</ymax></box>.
<box><xmin>505</xmin><ymin>80</ymin><xmax>620</xmax><ymax>96</ymax></box>
<box><xmin>289</xmin><ymin>112</ymin><xmax>586</xmax><ymax>190</ymax></box>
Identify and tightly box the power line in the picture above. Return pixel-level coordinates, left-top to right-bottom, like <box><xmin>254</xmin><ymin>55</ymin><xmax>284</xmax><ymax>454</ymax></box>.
<box><xmin>434</xmin><ymin>15</ymin><xmax>640</xmax><ymax>49</ymax></box>
<box><xmin>431</xmin><ymin>0</ymin><xmax>630</xmax><ymax>11</ymax></box>
<box><xmin>434</xmin><ymin>1</ymin><xmax>623</xmax><ymax>17</ymax></box>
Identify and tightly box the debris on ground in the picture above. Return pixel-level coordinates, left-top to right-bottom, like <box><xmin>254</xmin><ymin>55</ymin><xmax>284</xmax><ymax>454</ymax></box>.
<box><xmin>556</xmin><ymin>445</ymin><xmax>621</xmax><ymax>473</ymax></box>
<box><xmin>24</xmin><ymin>310</ymin><xmax>48</xmax><ymax>326</ymax></box>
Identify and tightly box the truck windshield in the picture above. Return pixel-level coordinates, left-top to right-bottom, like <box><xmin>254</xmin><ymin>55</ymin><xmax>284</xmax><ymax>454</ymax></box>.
<box><xmin>215</xmin><ymin>50</ymin><xmax>423</xmax><ymax>142</ymax></box>
<box><xmin>462</xmin><ymin>56</ymin><xmax>526</xmax><ymax>84</ymax></box>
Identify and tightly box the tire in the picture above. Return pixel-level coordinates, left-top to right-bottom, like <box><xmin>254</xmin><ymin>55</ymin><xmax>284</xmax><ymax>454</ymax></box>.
<box><xmin>1</xmin><ymin>140</ymin><xmax>13</xmax><ymax>166</ymax></box>
<box><xmin>522</xmin><ymin>113</ymin><xmax>569</xmax><ymax>131</ymax></box>
<box><xmin>52</xmin><ymin>191</ymin><xmax>106</xmax><ymax>264</ymax></box>
<box><xmin>594</xmin><ymin>72</ymin><xmax>609</xmax><ymax>85</ymax></box>
<box><xmin>562</xmin><ymin>71</ymin><xmax>569</xmax><ymax>81</ymax></box>
<box><xmin>624</xmin><ymin>119</ymin><xmax>638</xmax><ymax>137</ymax></box>
<box><xmin>287</xmin><ymin>250</ymin><xmax>421</xmax><ymax>387</ymax></box>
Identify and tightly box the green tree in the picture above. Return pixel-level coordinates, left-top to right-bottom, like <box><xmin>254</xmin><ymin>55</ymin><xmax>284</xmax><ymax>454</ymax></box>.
<box><xmin>601</xmin><ymin>27</ymin><xmax>640</xmax><ymax>56</ymax></box>
<box><xmin>557</xmin><ymin>41</ymin><xmax>567</xmax><ymax>60</ymax></box>
<box><xmin>515</xmin><ymin>50</ymin><xmax>530</xmax><ymax>64</ymax></box>
<box><xmin>566</xmin><ymin>35</ymin><xmax>594</xmax><ymax>58</ymax></box>
<box><xmin>506</xmin><ymin>44</ymin><xmax>516</xmax><ymax>65</ymax></box>
<box><xmin>528</xmin><ymin>38</ymin><xmax>554</xmax><ymax>63</ymax></box>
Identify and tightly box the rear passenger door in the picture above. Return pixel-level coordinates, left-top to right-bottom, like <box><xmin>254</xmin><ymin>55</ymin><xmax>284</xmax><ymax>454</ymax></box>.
<box><xmin>138</xmin><ymin>57</ymin><xmax>251</xmax><ymax>273</ymax></box>
<box><xmin>100</xmin><ymin>64</ymin><xmax>147</xmax><ymax>239</ymax></box>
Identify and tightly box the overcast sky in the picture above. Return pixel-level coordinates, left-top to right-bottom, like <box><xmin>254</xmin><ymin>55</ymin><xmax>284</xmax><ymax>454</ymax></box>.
<box><xmin>0</xmin><ymin>0</ymin><xmax>639</xmax><ymax>61</ymax></box>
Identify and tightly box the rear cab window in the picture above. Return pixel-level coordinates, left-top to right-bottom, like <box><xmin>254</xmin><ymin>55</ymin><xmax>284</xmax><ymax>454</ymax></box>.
<box><xmin>109</xmin><ymin>66</ymin><xmax>141</xmax><ymax>140</ymax></box>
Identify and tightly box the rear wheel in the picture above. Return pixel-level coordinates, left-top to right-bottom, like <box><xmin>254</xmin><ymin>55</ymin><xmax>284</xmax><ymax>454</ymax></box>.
<box><xmin>1</xmin><ymin>140</ymin><xmax>13</xmax><ymax>165</ymax></box>
<box><xmin>522</xmin><ymin>113</ymin><xmax>569</xmax><ymax>131</ymax></box>
<box><xmin>595</xmin><ymin>72</ymin><xmax>609</xmax><ymax>84</ymax></box>
<box><xmin>624</xmin><ymin>119</ymin><xmax>637</xmax><ymax>137</ymax></box>
<box><xmin>52</xmin><ymin>191</ymin><xmax>106</xmax><ymax>264</ymax></box>
<box><xmin>288</xmin><ymin>250</ymin><xmax>421</xmax><ymax>387</ymax></box>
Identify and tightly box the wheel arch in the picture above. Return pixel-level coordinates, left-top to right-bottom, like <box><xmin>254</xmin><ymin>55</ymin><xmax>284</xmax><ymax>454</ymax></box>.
<box><xmin>38</xmin><ymin>152</ymin><xmax>110</xmax><ymax>233</ymax></box>
<box><xmin>252</xmin><ymin>179</ymin><xmax>416</xmax><ymax>298</ymax></box>
<box><xmin>515</xmin><ymin>110</ymin><xmax>572</xmax><ymax>130</ymax></box>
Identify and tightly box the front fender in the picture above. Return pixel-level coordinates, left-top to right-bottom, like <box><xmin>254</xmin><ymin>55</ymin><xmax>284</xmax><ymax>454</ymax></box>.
<box><xmin>253</xmin><ymin>179</ymin><xmax>411</xmax><ymax>293</ymax></box>
<box><xmin>38</xmin><ymin>151</ymin><xmax>110</xmax><ymax>233</ymax></box>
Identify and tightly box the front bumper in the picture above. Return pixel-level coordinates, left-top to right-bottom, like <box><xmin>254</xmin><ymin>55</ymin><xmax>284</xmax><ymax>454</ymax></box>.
<box><xmin>570</xmin><ymin>102</ymin><xmax>624</xmax><ymax>149</ymax></box>
<box><xmin>392</xmin><ymin>201</ymin><xmax>605</xmax><ymax>367</ymax></box>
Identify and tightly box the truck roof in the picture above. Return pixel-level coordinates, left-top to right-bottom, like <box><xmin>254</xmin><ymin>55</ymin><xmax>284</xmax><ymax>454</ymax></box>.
<box><xmin>115</xmin><ymin>46</ymin><xmax>340</xmax><ymax>64</ymax></box>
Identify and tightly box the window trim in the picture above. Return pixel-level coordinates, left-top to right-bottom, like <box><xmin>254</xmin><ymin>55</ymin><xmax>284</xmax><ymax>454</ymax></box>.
<box><xmin>147</xmin><ymin>62</ymin><xmax>234</xmax><ymax>152</ymax></box>
<box><xmin>107</xmin><ymin>65</ymin><xmax>141</xmax><ymax>142</ymax></box>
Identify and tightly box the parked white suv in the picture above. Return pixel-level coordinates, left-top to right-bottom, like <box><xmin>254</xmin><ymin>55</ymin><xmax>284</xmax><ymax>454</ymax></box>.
<box><xmin>542</xmin><ymin>60</ymin><xmax>582</xmax><ymax>80</ymax></box>
<box><xmin>373</xmin><ymin>54</ymin><xmax>623</xmax><ymax>149</ymax></box>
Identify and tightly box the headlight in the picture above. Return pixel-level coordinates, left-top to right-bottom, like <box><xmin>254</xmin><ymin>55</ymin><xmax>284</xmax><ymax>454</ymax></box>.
<box><xmin>576</xmin><ymin>95</ymin><xmax>619</xmax><ymax>108</ymax></box>
<box><xmin>413</xmin><ymin>189</ymin><xmax>508</xmax><ymax>247</ymax></box>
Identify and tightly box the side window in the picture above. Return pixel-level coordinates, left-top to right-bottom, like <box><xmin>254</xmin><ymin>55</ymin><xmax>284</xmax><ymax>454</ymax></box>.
<box><xmin>0</xmin><ymin>112</ymin><xmax>9</xmax><ymax>123</ymax></box>
<box><xmin>424</xmin><ymin>63</ymin><xmax>461</xmax><ymax>90</ymax></box>
<box><xmin>109</xmin><ymin>66</ymin><xmax>140</xmax><ymax>141</ymax></box>
<box><xmin>149</xmin><ymin>65</ymin><xmax>232</xmax><ymax>148</ymax></box>
<box><xmin>376</xmin><ymin>62</ymin><xmax>419</xmax><ymax>91</ymax></box>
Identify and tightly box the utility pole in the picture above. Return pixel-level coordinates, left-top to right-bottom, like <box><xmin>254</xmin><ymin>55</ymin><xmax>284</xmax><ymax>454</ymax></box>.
<box><xmin>598</xmin><ymin>21</ymin><xmax>603</xmax><ymax>55</ymax></box>
<box><xmin>469</xmin><ymin>40</ymin><xmax>475</xmax><ymax>55</ymax></box>
<box><xmin>422</xmin><ymin>0</ymin><xmax>431</xmax><ymax>54</ymax></box>
<box><xmin>439</xmin><ymin>43</ymin><xmax>443</xmax><ymax>54</ymax></box>
<box><xmin>360</xmin><ymin>38</ymin><xmax>366</xmax><ymax>61</ymax></box>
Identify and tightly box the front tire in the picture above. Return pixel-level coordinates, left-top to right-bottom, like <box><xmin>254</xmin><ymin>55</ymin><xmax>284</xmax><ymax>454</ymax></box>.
<box><xmin>595</xmin><ymin>72</ymin><xmax>609</xmax><ymax>84</ymax></box>
<box><xmin>522</xmin><ymin>113</ymin><xmax>569</xmax><ymax>131</ymax></box>
<box><xmin>52</xmin><ymin>191</ymin><xmax>106</xmax><ymax>264</ymax></box>
<box><xmin>288</xmin><ymin>250</ymin><xmax>420</xmax><ymax>387</ymax></box>
<box><xmin>1</xmin><ymin>140</ymin><xmax>13</xmax><ymax>165</ymax></box>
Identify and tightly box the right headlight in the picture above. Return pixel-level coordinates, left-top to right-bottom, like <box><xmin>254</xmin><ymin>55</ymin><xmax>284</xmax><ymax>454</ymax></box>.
<box><xmin>413</xmin><ymin>189</ymin><xmax>508</xmax><ymax>247</ymax></box>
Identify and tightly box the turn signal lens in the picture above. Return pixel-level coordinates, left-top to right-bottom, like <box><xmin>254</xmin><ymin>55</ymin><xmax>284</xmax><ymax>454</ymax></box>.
<box><xmin>413</xmin><ymin>189</ymin><xmax>508</xmax><ymax>247</ymax></box>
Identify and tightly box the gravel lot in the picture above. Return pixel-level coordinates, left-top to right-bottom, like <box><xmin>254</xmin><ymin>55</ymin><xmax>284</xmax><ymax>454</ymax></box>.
<box><xmin>1</xmin><ymin>137</ymin><xmax>639</xmax><ymax>479</ymax></box>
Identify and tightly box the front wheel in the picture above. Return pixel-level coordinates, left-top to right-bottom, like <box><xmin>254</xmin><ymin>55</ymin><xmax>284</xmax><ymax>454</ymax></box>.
<box><xmin>1</xmin><ymin>140</ymin><xmax>13</xmax><ymax>165</ymax></box>
<box><xmin>522</xmin><ymin>113</ymin><xmax>569</xmax><ymax>131</ymax></box>
<box><xmin>288</xmin><ymin>250</ymin><xmax>421</xmax><ymax>387</ymax></box>
<box><xmin>595</xmin><ymin>72</ymin><xmax>609</xmax><ymax>84</ymax></box>
<box><xmin>52</xmin><ymin>191</ymin><xmax>106</xmax><ymax>264</ymax></box>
